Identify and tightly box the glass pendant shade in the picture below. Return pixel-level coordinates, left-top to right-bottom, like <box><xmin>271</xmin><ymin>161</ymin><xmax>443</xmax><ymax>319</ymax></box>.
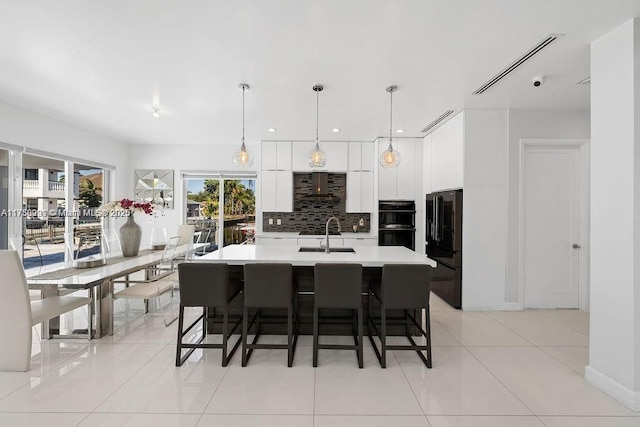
<box><xmin>233</xmin><ymin>141</ymin><xmax>254</xmax><ymax>167</ymax></box>
<box><xmin>308</xmin><ymin>142</ymin><xmax>327</xmax><ymax>168</ymax></box>
<box><xmin>233</xmin><ymin>83</ymin><xmax>254</xmax><ymax>167</ymax></box>
<box><xmin>380</xmin><ymin>141</ymin><xmax>401</xmax><ymax>168</ymax></box>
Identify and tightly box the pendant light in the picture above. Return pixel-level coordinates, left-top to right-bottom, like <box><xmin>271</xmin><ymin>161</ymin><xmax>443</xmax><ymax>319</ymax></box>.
<box><xmin>308</xmin><ymin>84</ymin><xmax>327</xmax><ymax>168</ymax></box>
<box><xmin>379</xmin><ymin>85</ymin><xmax>401</xmax><ymax>168</ymax></box>
<box><xmin>233</xmin><ymin>83</ymin><xmax>254</xmax><ymax>167</ymax></box>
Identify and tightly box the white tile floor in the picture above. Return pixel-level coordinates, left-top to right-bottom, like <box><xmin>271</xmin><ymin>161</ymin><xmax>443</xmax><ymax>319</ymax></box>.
<box><xmin>1</xmin><ymin>294</ymin><xmax>638</xmax><ymax>426</ymax></box>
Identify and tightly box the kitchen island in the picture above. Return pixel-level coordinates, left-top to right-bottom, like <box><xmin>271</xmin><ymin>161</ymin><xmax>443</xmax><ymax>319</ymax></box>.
<box><xmin>194</xmin><ymin>244</ymin><xmax>436</xmax><ymax>335</ymax></box>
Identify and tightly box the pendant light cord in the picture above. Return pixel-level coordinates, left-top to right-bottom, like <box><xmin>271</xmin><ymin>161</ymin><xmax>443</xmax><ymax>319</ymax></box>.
<box><xmin>315</xmin><ymin>88</ymin><xmax>320</xmax><ymax>147</ymax></box>
<box><xmin>389</xmin><ymin>89</ymin><xmax>393</xmax><ymax>149</ymax></box>
<box><xmin>241</xmin><ymin>87</ymin><xmax>246</xmax><ymax>149</ymax></box>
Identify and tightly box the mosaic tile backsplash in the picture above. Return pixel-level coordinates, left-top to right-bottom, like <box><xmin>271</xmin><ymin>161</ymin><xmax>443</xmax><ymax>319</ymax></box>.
<box><xmin>262</xmin><ymin>173</ymin><xmax>371</xmax><ymax>233</ymax></box>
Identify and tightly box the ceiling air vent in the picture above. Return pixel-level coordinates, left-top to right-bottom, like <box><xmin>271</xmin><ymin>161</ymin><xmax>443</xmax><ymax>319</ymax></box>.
<box><xmin>420</xmin><ymin>110</ymin><xmax>456</xmax><ymax>134</ymax></box>
<box><xmin>472</xmin><ymin>34</ymin><xmax>564</xmax><ymax>95</ymax></box>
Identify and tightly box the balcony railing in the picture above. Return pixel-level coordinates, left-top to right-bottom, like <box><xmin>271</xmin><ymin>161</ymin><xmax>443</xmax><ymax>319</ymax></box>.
<box><xmin>23</xmin><ymin>180</ymin><xmax>39</xmax><ymax>190</ymax></box>
<box><xmin>48</xmin><ymin>181</ymin><xmax>65</xmax><ymax>192</ymax></box>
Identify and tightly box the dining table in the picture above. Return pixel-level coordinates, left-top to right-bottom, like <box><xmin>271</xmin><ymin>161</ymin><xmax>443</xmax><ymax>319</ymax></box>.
<box><xmin>26</xmin><ymin>249</ymin><xmax>167</xmax><ymax>339</ymax></box>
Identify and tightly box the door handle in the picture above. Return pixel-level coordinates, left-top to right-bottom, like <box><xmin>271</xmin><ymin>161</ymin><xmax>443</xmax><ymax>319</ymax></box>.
<box><xmin>572</xmin><ymin>244</ymin><xmax>581</xmax><ymax>249</ymax></box>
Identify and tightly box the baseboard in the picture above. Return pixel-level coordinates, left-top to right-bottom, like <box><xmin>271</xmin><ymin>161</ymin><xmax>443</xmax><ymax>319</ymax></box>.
<box><xmin>585</xmin><ymin>365</ymin><xmax>640</xmax><ymax>412</ymax></box>
<box><xmin>504</xmin><ymin>302</ymin><xmax>523</xmax><ymax>311</ymax></box>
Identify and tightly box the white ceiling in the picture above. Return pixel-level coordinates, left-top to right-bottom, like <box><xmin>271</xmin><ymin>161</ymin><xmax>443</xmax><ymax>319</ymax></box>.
<box><xmin>0</xmin><ymin>0</ymin><xmax>638</xmax><ymax>145</ymax></box>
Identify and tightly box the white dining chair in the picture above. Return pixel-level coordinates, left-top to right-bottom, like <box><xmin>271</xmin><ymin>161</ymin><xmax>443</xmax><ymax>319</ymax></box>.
<box><xmin>111</xmin><ymin>236</ymin><xmax>181</xmax><ymax>330</ymax></box>
<box><xmin>0</xmin><ymin>250</ymin><xmax>93</xmax><ymax>372</ymax></box>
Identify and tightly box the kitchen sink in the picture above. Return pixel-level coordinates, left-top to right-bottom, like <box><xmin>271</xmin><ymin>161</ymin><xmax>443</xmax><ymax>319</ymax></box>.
<box><xmin>298</xmin><ymin>247</ymin><xmax>356</xmax><ymax>253</ymax></box>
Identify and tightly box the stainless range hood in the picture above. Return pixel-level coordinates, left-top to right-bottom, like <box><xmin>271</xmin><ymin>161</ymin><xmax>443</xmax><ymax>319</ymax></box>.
<box><xmin>304</xmin><ymin>172</ymin><xmax>340</xmax><ymax>202</ymax></box>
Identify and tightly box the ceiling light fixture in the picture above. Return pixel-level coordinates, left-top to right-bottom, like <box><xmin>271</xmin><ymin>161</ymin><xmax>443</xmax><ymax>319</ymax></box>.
<box><xmin>332</xmin><ymin>128</ymin><xmax>341</xmax><ymax>133</ymax></box>
<box><xmin>268</xmin><ymin>128</ymin><xmax>277</xmax><ymax>132</ymax></box>
<box><xmin>308</xmin><ymin>84</ymin><xmax>327</xmax><ymax>168</ymax></box>
<box><xmin>396</xmin><ymin>129</ymin><xmax>404</xmax><ymax>133</ymax></box>
<box><xmin>152</xmin><ymin>106</ymin><xmax>160</xmax><ymax>118</ymax></box>
<box><xmin>380</xmin><ymin>85</ymin><xmax>400</xmax><ymax>168</ymax></box>
<box><xmin>232</xmin><ymin>83</ymin><xmax>254</xmax><ymax>167</ymax></box>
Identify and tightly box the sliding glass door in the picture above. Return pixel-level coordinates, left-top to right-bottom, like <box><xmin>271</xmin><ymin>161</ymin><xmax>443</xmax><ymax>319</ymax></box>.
<box><xmin>183</xmin><ymin>172</ymin><xmax>256</xmax><ymax>255</ymax></box>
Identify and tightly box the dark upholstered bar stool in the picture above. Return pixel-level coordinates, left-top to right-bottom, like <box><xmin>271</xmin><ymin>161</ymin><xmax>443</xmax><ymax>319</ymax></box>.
<box><xmin>313</xmin><ymin>263</ymin><xmax>364</xmax><ymax>368</ymax></box>
<box><xmin>242</xmin><ymin>263</ymin><xmax>298</xmax><ymax>367</ymax></box>
<box><xmin>368</xmin><ymin>264</ymin><xmax>432</xmax><ymax>368</ymax></box>
<box><xmin>176</xmin><ymin>263</ymin><xmax>243</xmax><ymax>367</ymax></box>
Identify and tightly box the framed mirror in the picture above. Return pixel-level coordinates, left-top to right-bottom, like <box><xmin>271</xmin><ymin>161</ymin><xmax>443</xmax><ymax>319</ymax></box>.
<box><xmin>134</xmin><ymin>169</ymin><xmax>174</xmax><ymax>209</ymax></box>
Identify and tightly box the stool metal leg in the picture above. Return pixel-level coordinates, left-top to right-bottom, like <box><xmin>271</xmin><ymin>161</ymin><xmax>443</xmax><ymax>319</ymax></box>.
<box><xmin>242</xmin><ymin>306</ymin><xmax>249</xmax><ymax>367</ymax></box>
<box><xmin>313</xmin><ymin>305</ymin><xmax>319</xmax><ymax>367</ymax></box>
<box><xmin>175</xmin><ymin>305</ymin><xmax>184</xmax><ymax>366</ymax></box>
<box><xmin>425</xmin><ymin>305</ymin><xmax>432</xmax><ymax>368</ymax></box>
<box><xmin>358</xmin><ymin>305</ymin><xmax>363</xmax><ymax>369</ymax></box>
<box><xmin>287</xmin><ymin>304</ymin><xmax>293</xmax><ymax>367</ymax></box>
<box><xmin>222</xmin><ymin>306</ymin><xmax>229</xmax><ymax>367</ymax></box>
<box><xmin>380</xmin><ymin>306</ymin><xmax>387</xmax><ymax>369</ymax></box>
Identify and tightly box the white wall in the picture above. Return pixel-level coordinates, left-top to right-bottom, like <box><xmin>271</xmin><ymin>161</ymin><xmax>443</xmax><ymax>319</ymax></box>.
<box><xmin>462</xmin><ymin>109</ymin><xmax>509</xmax><ymax>310</ymax></box>
<box><xmin>587</xmin><ymin>18</ymin><xmax>640</xmax><ymax>410</ymax></box>
<box><xmin>505</xmin><ymin>110</ymin><xmax>590</xmax><ymax>306</ymax></box>
<box><xmin>127</xmin><ymin>142</ymin><xmax>260</xmax><ymax>244</ymax></box>
<box><xmin>0</xmin><ymin>101</ymin><xmax>130</xmax><ymax>198</ymax></box>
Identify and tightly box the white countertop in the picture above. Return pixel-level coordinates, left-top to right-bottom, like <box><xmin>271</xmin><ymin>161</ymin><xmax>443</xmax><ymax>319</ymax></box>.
<box><xmin>196</xmin><ymin>244</ymin><xmax>436</xmax><ymax>268</ymax></box>
<box><xmin>256</xmin><ymin>231</ymin><xmax>377</xmax><ymax>239</ymax></box>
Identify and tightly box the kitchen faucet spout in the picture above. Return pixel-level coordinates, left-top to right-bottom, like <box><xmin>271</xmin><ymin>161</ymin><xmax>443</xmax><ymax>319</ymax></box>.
<box><xmin>325</xmin><ymin>216</ymin><xmax>341</xmax><ymax>254</ymax></box>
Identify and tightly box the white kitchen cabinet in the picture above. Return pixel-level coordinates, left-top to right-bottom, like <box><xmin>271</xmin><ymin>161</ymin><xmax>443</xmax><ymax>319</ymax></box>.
<box><xmin>262</xmin><ymin>141</ymin><xmax>278</xmax><ymax>170</ymax></box>
<box><xmin>292</xmin><ymin>140</ymin><xmax>348</xmax><ymax>171</ymax></box>
<box><xmin>423</xmin><ymin>134</ymin><xmax>433</xmax><ymax>195</ymax></box>
<box><xmin>261</xmin><ymin>170</ymin><xmax>292</xmax><ymax>212</ymax></box>
<box><xmin>261</xmin><ymin>170</ymin><xmax>278</xmax><ymax>212</ymax></box>
<box><xmin>348</xmin><ymin>142</ymin><xmax>361</xmax><ymax>170</ymax></box>
<box><xmin>361</xmin><ymin>143</ymin><xmax>374</xmax><ymax>171</ymax></box>
<box><xmin>346</xmin><ymin>171</ymin><xmax>361</xmax><ymax>212</ymax></box>
<box><xmin>396</xmin><ymin>139</ymin><xmax>416</xmax><ymax>200</ymax></box>
<box><xmin>378</xmin><ymin>138</ymin><xmax>418</xmax><ymax>200</ymax></box>
<box><xmin>426</xmin><ymin>112</ymin><xmax>464</xmax><ymax>192</ymax></box>
<box><xmin>256</xmin><ymin>236</ymin><xmax>298</xmax><ymax>246</ymax></box>
<box><xmin>348</xmin><ymin>142</ymin><xmax>375</xmax><ymax>171</ymax></box>
<box><xmin>262</xmin><ymin>141</ymin><xmax>291</xmax><ymax>170</ymax></box>
<box><xmin>378</xmin><ymin>162</ymin><xmax>397</xmax><ymax>200</ymax></box>
<box><xmin>346</xmin><ymin>171</ymin><xmax>374</xmax><ymax>213</ymax></box>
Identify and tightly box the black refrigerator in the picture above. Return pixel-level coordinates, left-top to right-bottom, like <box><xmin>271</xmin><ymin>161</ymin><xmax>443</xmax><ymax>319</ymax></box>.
<box><xmin>426</xmin><ymin>189</ymin><xmax>462</xmax><ymax>308</ymax></box>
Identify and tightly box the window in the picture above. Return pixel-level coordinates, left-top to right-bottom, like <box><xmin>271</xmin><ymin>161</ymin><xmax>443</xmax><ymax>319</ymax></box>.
<box><xmin>23</xmin><ymin>168</ymin><xmax>38</xmax><ymax>180</ymax></box>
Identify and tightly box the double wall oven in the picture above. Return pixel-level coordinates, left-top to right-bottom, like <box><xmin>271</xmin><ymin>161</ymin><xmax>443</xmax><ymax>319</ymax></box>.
<box><xmin>378</xmin><ymin>200</ymin><xmax>415</xmax><ymax>251</ymax></box>
<box><xmin>426</xmin><ymin>189</ymin><xmax>463</xmax><ymax>308</ymax></box>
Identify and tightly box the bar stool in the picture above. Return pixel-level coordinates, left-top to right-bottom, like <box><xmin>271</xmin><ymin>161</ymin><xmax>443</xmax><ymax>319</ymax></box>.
<box><xmin>242</xmin><ymin>263</ymin><xmax>298</xmax><ymax>367</ymax></box>
<box><xmin>175</xmin><ymin>263</ymin><xmax>243</xmax><ymax>367</ymax></box>
<box><xmin>314</xmin><ymin>263</ymin><xmax>364</xmax><ymax>368</ymax></box>
<box><xmin>368</xmin><ymin>264</ymin><xmax>432</xmax><ymax>369</ymax></box>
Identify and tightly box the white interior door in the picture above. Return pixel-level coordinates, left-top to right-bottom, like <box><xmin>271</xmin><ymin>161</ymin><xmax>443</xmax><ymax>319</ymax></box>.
<box><xmin>522</xmin><ymin>144</ymin><xmax>582</xmax><ymax>308</ymax></box>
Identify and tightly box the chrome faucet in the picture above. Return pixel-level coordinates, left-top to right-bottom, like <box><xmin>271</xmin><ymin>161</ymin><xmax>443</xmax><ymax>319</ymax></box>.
<box><xmin>325</xmin><ymin>216</ymin><xmax>341</xmax><ymax>253</ymax></box>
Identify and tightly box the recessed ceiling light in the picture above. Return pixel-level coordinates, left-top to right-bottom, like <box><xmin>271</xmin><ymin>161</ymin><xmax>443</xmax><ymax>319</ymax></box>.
<box><xmin>332</xmin><ymin>128</ymin><xmax>341</xmax><ymax>133</ymax></box>
<box><xmin>268</xmin><ymin>128</ymin><xmax>277</xmax><ymax>132</ymax></box>
<box><xmin>396</xmin><ymin>129</ymin><xmax>404</xmax><ymax>133</ymax></box>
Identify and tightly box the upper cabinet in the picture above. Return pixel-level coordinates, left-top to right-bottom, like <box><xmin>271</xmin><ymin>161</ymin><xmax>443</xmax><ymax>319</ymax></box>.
<box><xmin>348</xmin><ymin>142</ymin><xmax>374</xmax><ymax>171</ymax></box>
<box><xmin>292</xmin><ymin>141</ymin><xmax>348</xmax><ymax>171</ymax></box>
<box><xmin>424</xmin><ymin>112</ymin><xmax>464</xmax><ymax>193</ymax></box>
<box><xmin>261</xmin><ymin>141</ymin><xmax>293</xmax><ymax>212</ymax></box>
<box><xmin>378</xmin><ymin>138</ymin><xmax>417</xmax><ymax>200</ymax></box>
<box><xmin>262</xmin><ymin>141</ymin><xmax>291</xmax><ymax>170</ymax></box>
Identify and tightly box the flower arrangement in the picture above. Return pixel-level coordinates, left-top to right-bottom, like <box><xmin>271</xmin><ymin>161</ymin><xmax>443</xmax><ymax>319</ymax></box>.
<box><xmin>97</xmin><ymin>198</ymin><xmax>162</xmax><ymax>217</ymax></box>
